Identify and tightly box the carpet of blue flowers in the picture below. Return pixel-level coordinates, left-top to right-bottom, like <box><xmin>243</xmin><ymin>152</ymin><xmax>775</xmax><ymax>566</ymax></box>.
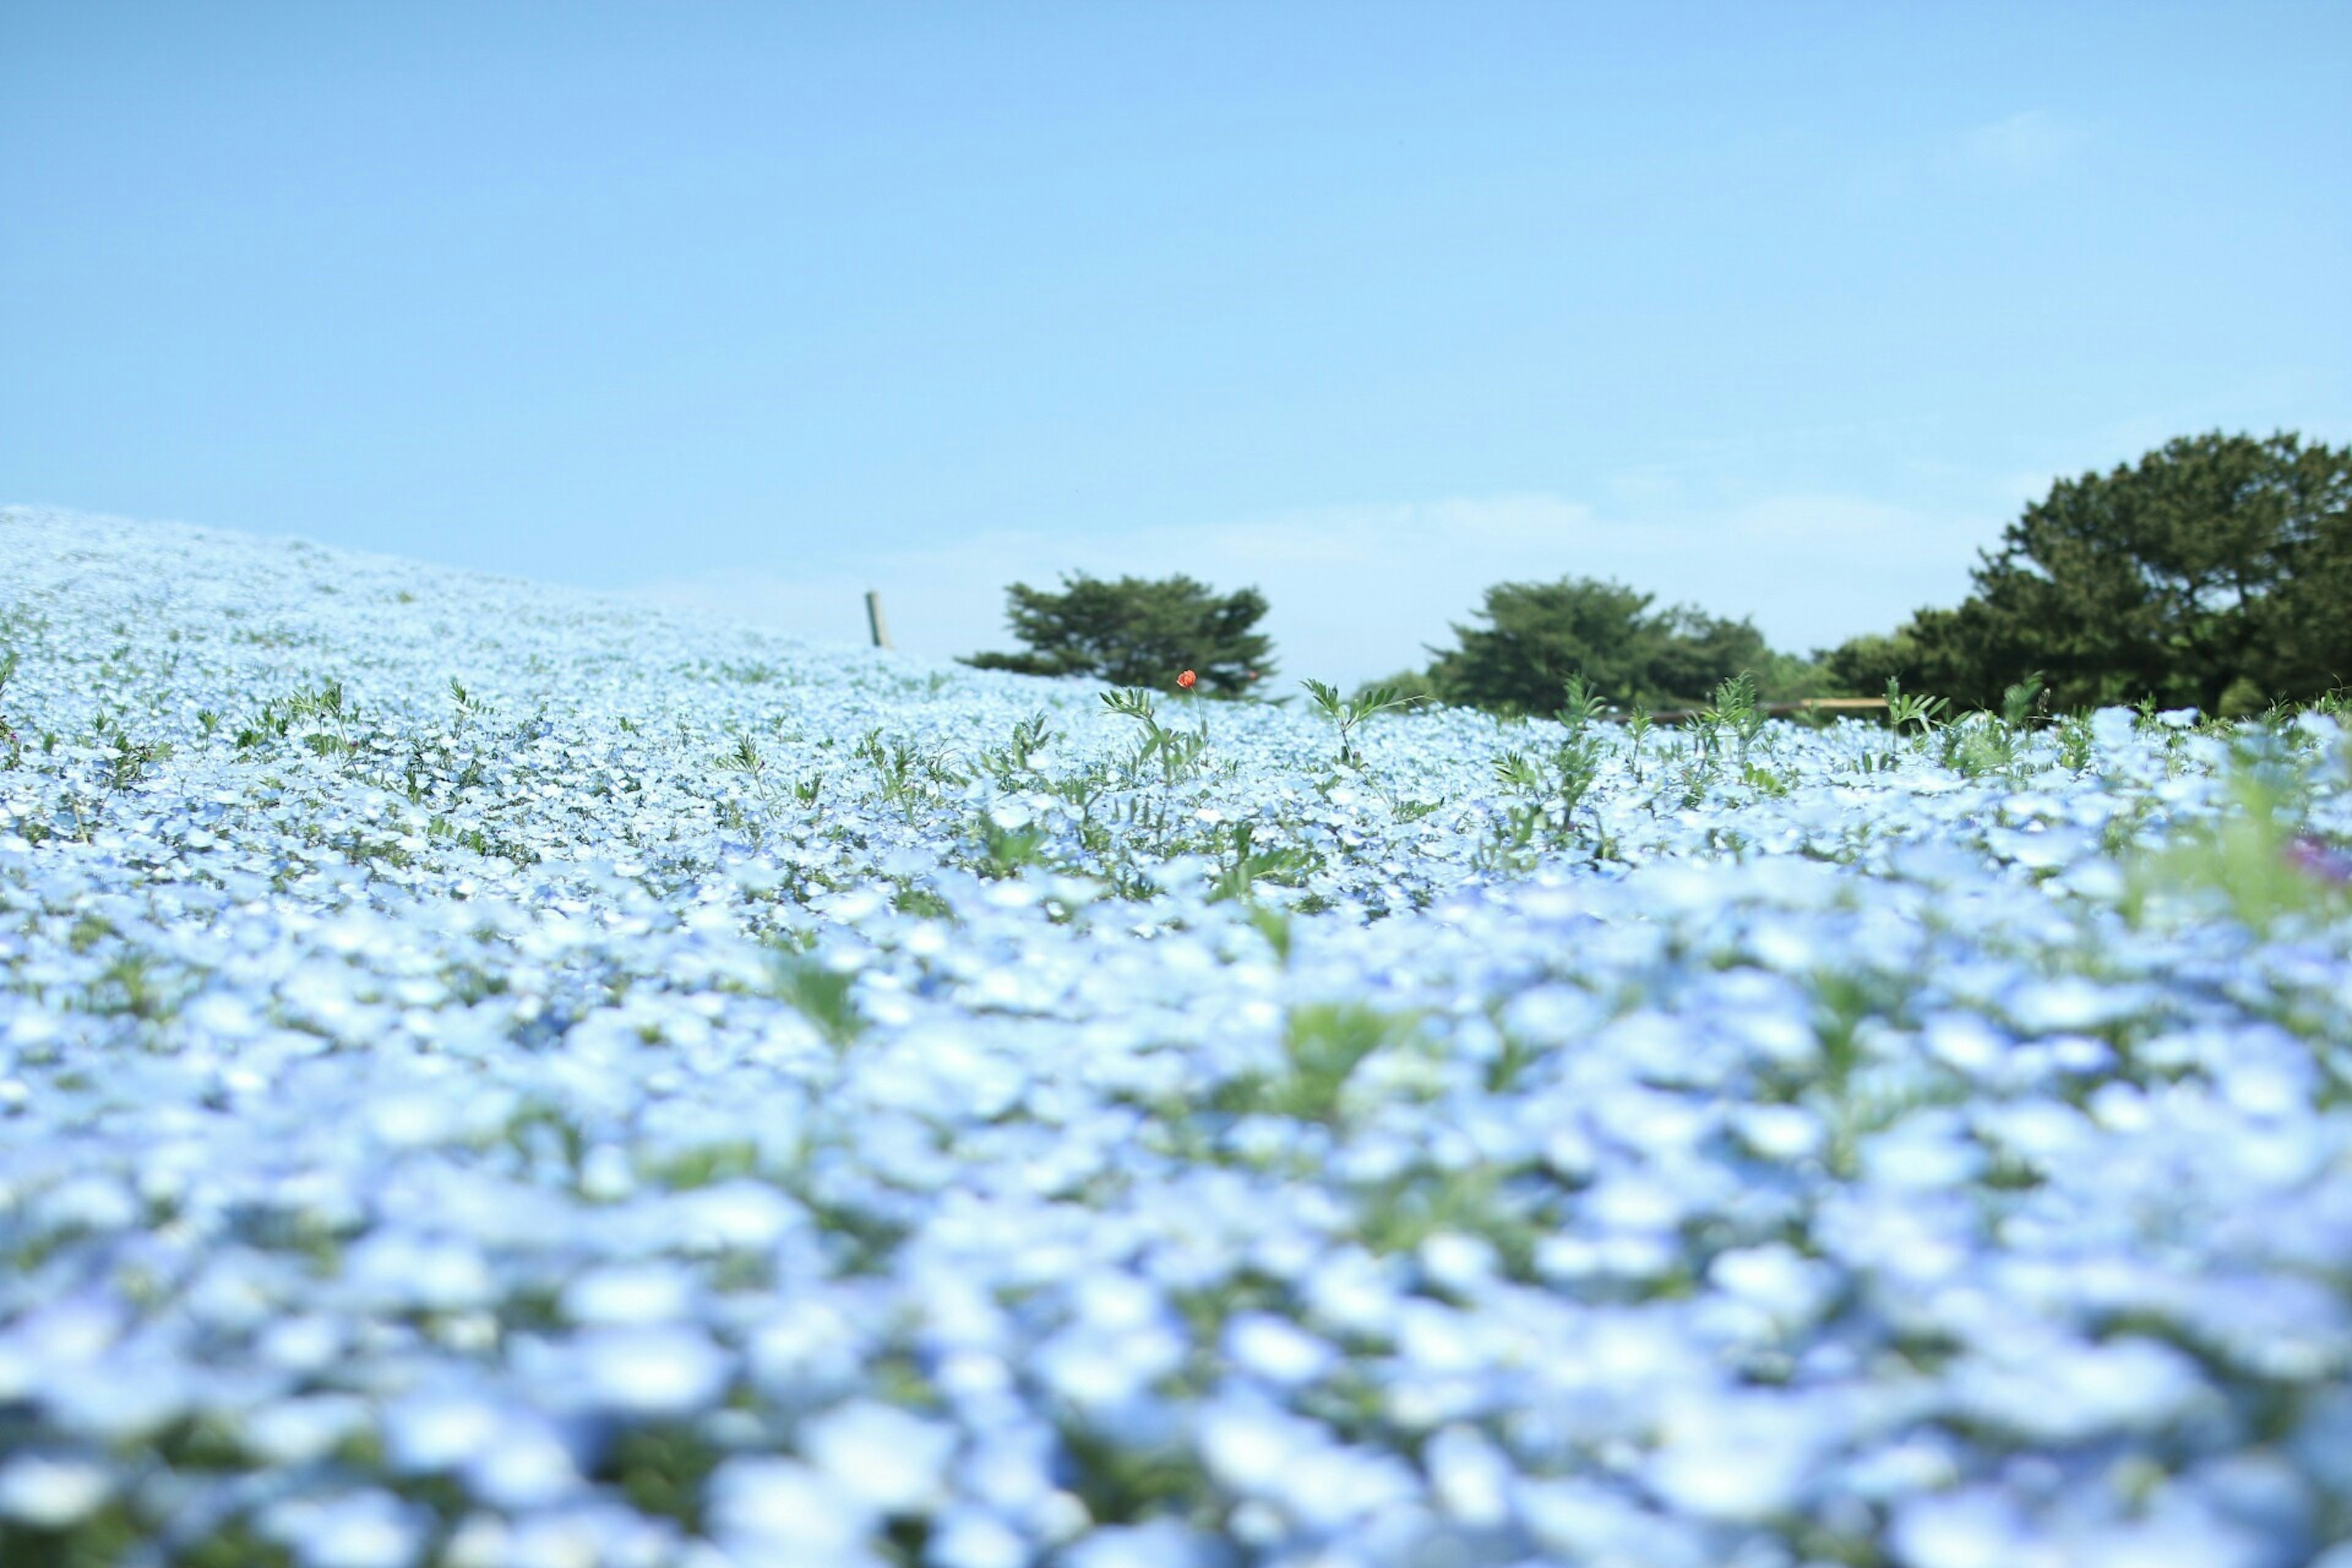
<box><xmin>4</xmin><ymin>505</ymin><xmax>2351</xmax><ymax>1568</ymax></box>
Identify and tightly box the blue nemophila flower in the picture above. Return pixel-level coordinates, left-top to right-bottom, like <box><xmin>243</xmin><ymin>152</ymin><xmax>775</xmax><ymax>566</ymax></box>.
<box><xmin>0</xmin><ymin>1452</ymin><xmax>115</xmax><ymax>1531</ymax></box>
<box><xmin>1</xmin><ymin>505</ymin><xmax>2349</xmax><ymax>1566</ymax></box>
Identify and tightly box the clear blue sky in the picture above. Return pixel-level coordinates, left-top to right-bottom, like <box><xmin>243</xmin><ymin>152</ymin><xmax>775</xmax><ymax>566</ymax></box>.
<box><xmin>6</xmin><ymin>2</ymin><xmax>2347</xmax><ymax>685</ymax></box>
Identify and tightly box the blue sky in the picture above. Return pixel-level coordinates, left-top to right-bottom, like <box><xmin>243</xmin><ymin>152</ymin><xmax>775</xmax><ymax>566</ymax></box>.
<box><xmin>5</xmin><ymin>3</ymin><xmax>2347</xmax><ymax>687</ymax></box>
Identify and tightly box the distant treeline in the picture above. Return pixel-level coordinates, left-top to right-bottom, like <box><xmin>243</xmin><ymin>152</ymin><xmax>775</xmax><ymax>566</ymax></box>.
<box><xmin>962</xmin><ymin>431</ymin><xmax>2352</xmax><ymax>718</ymax></box>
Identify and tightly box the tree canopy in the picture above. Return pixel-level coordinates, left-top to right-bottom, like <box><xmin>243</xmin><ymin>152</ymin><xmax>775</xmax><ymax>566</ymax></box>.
<box><xmin>1423</xmin><ymin>575</ymin><xmax>1817</xmax><ymax>714</ymax></box>
<box><xmin>1834</xmin><ymin>432</ymin><xmax>2352</xmax><ymax>714</ymax></box>
<box><xmin>960</xmin><ymin>572</ymin><xmax>1275</xmax><ymax>695</ymax></box>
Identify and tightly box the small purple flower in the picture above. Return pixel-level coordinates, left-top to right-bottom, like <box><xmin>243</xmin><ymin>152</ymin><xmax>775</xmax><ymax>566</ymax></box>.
<box><xmin>2285</xmin><ymin>837</ymin><xmax>2352</xmax><ymax>885</ymax></box>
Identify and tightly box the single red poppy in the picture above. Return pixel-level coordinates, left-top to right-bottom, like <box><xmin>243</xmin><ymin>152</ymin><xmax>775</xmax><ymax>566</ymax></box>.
<box><xmin>1176</xmin><ymin>669</ymin><xmax>1197</xmax><ymax>690</ymax></box>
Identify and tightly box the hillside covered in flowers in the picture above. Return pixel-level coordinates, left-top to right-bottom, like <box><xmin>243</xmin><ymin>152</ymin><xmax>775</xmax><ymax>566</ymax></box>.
<box><xmin>2</xmin><ymin>505</ymin><xmax>2350</xmax><ymax>1568</ymax></box>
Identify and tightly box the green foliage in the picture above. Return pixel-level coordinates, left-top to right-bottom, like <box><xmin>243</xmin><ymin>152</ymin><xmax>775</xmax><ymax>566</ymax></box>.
<box><xmin>1425</xmin><ymin>576</ymin><xmax>1648</xmax><ymax>712</ymax></box>
<box><xmin>1244</xmin><ymin>903</ymin><xmax>1294</xmax><ymax>963</ymax></box>
<box><xmin>1558</xmin><ymin>673</ymin><xmax>1608</xmax><ymax>730</ymax></box>
<box><xmin>1352</xmin><ymin>667</ymin><xmax>1443</xmax><ymax>710</ymax></box>
<box><xmin>979</xmin><ymin>712</ymin><xmax>1058</xmax><ymax>785</ymax></box>
<box><xmin>1057</xmin><ymin>1426</ymin><xmax>1212</xmax><ymax>1531</ymax></box>
<box><xmin>1939</xmin><ymin>712</ymin><xmax>2023</xmax><ymax>780</ymax></box>
<box><xmin>236</xmin><ymin>676</ymin><xmax>358</xmax><ymax>757</ymax></box>
<box><xmin>853</xmin><ymin>729</ymin><xmax>964</xmax><ymax>813</ymax></box>
<box><xmin>973</xmin><ymin>811</ymin><xmax>1051</xmax><ymax>878</ymax></box>
<box><xmin>720</xmin><ymin>731</ymin><xmax>769</xmax><ymax>788</ymax></box>
<box><xmin>1301</xmin><ymin>678</ymin><xmax>1422</xmax><ymax>767</ymax></box>
<box><xmin>1</xmin><ymin>1504</ymin><xmax>263</xmax><ymax>1568</ymax></box>
<box><xmin>96</xmin><ymin>720</ymin><xmax>171</xmax><ymax>789</ymax></box>
<box><xmin>1700</xmin><ymin>671</ymin><xmax>1766</xmax><ymax>760</ymax></box>
<box><xmin>763</xmin><ymin>949</ymin><xmax>867</xmax><ymax>1047</ymax></box>
<box><xmin>1423</xmin><ymin>575</ymin><xmax>1823</xmax><ymax>714</ymax></box>
<box><xmin>2124</xmin><ymin>756</ymin><xmax>2348</xmax><ymax>935</ymax></box>
<box><xmin>961</xmin><ymin>572</ymin><xmax>1275</xmax><ymax>695</ymax></box>
<box><xmin>601</xmin><ymin>1422</ymin><xmax>724</xmax><ymax>1528</ymax></box>
<box><xmin>1352</xmin><ymin>1164</ymin><xmax>1536</xmax><ymax>1273</ymax></box>
<box><xmin>2000</xmin><ymin>673</ymin><xmax>2047</xmax><ymax>729</ymax></box>
<box><xmin>1100</xmin><ymin>687</ymin><xmax>1212</xmax><ymax>787</ymax></box>
<box><xmin>1479</xmin><ymin>709</ymin><xmax>1607</xmax><ymax>870</ymax></box>
<box><xmin>0</xmin><ymin>648</ymin><xmax>20</xmax><ymax>767</ymax></box>
<box><xmin>1824</xmin><ymin>624</ymin><xmax>1944</xmax><ymax>701</ymax></box>
<box><xmin>652</xmin><ymin>1139</ymin><xmax>762</xmax><ymax>1191</ymax></box>
<box><xmin>1835</xmin><ymin>431</ymin><xmax>2352</xmax><ymax>714</ymax></box>
<box><xmin>1883</xmin><ymin>676</ymin><xmax>1949</xmax><ymax>737</ymax></box>
<box><xmin>1206</xmin><ymin>820</ymin><xmax>1320</xmax><ymax>903</ymax></box>
<box><xmin>1216</xmin><ymin>1002</ymin><xmax>1422</xmax><ymax>1125</ymax></box>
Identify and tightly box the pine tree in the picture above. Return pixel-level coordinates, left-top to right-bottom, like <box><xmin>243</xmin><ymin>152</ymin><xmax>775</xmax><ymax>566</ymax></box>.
<box><xmin>961</xmin><ymin>573</ymin><xmax>1275</xmax><ymax>695</ymax></box>
<box><xmin>1425</xmin><ymin>576</ymin><xmax>1800</xmax><ymax>714</ymax></box>
<box><xmin>1841</xmin><ymin>432</ymin><xmax>2352</xmax><ymax>712</ymax></box>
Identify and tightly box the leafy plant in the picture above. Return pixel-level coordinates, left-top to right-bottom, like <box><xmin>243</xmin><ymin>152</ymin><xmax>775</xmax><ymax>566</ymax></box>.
<box><xmin>1206</xmin><ymin>820</ymin><xmax>1319</xmax><ymax>903</ymax></box>
<box><xmin>2000</xmin><ymin>672</ymin><xmax>2047</xmax><ymax>729</ymax></box>
<box><xmin>721</xmin><ymin>732</ymin><xmax>772</xmax><ymax>793</ymax></box>
<box><xmin>1482</xmin><ymin>719</ymin><xmax>1605</xmax><ymax>868</ymax></box>
<box><xmin>1215</xmin><ymin>1002</ymin><xmax>1421</xmax><ymax>1125</ymax></box>
<box><xmin>2056</xmin><ymin>712</ymin><xmax>2097</xmax><ymax>771</ymax></box>
<box><xmin>854</xmin><ymin>729</ymin><xmax>964</xmax><ymax>811</ymax></box>
<box><xmin>1701</xmin><ymin>671</ymin><xmax>1766</xmax><ymax>761</ymax></box>
<box><xmin>237</xmin><ymin>677</ymin><xmax>361</xmax><ymax>758</ymax></box>
<box><xmin>973</xmin><ymin>809</ymin><xmax>1052</xmax><ymax>879</ymax></box>
<box><xmin>1352</xmin><ymin>667</ymin><xmax>1442</xmax><ymax>711</ymax></box>
<box><xmin>1558</xmin><ymin>673</ymin><xmax>1609</xmax><ymax>732</ymax></box>
<box><xmin>2125</xmin><ymin>763</ymin><xmax>2350</xmax><ymax>933</ymax></box>
<box><xmin>1623</xmin><ymin>709</ymin><xmax>1654</xmax><ymax>784</ymax></box>
<box><xmin>0</xmin><ymin>649</ymin><xmax>20</xmax><ymax>768</ymax></box>
<box><xmin>99</xmin><ymin>722</ymin><xmax>171</xmax><ymax>790</ymax></box>
<box><xmin>1301</xmin><ymin>677</ymin><xmax>1422</xmax><ymax>767</ymax></box>
<box><xmin>979</xmin><ymin>712</ymin><xmax>1058</xmax><ymax>785</ymax></box>
<box><xmin>1939</xmin><ymin>713</ymin><xmax>2021</xmax><ymax>780</ymax></box>
<box><xmin>1100</xmin><ymin>688</ymin><xmax>1210</xmax><ymax>788</ymax></box>
<box><xmin>764</xmin><ymin>948</ymin><xmax>867</xmax><ymax>1047</ymax></box>
<box><xmin>1884</xmin><ymin>676</ymin><xmax>1948</xmax><ymax>737</ymax></box>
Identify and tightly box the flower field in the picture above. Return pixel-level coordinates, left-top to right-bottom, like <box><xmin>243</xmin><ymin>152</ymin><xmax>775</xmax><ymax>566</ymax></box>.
<box><xmin>3</xmin><ymin>504</ymin><xmax>2350</xmax><ymax>1568</ymax></box>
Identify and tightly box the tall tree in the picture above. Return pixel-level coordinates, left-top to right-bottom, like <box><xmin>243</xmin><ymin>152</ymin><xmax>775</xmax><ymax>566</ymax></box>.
<box><xmin>1842</xmin><ymin>432</ymin><xmax>2352</xmax><ymax>712</ymax></box>
<box><xmin>1425</xmin><ymin>576</ymin><xmax>1801</xmax><ymax>713</ymax></box>
<box><xmin>1426</xmin><ymin>577</ymin><xmax>1659</xmax><ymax>714</ymax></box>
<box><xmin>961</xmin><ymin>573</ymin><xmax>1275</xmax><ymax>695</ymax></box>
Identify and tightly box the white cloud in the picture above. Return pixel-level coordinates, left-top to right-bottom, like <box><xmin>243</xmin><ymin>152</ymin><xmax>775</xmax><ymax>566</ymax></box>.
<box><xmin>636</xmin><ymin>492</ymin><xmax>1993</xmax><ymax>690</ymax></box>
<box><xmin>1955</xmin><ymin>110</ymin><xmax>2084</xmax><ymax>177</ymax></box>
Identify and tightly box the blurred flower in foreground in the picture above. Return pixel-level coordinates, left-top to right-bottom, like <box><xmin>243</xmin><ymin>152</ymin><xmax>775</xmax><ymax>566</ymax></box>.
<box><xmin>2286</xmin><ymin>836</ymin><xmax>2352</xmax><ymax>885</ymax></box>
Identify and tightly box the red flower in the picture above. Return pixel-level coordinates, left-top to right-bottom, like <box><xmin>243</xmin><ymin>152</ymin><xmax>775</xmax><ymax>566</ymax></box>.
<box><xmin>1176</xmin><ymin>669</ymin><xmax>1197</xmax><ymax>690</ymax></box>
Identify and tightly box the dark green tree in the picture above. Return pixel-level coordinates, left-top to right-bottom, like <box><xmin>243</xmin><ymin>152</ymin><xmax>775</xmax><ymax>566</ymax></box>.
<box><xmin>1425</xmin><ymin>575</ymin><xmax>1811</xmax><ymax>714</ymax></box>
<box><xmin>1645</xmin><ymin>603</ymin><xmax>1781</xmax><ymax>706</ymax></box>
<box><xmin>1838</xmin><ymin>432</ymin><xmax>2352</xmax><ymax>714</ymax></box>
<box><xmin>1822</xmin><ymin>610</ymin><xmax>1977</xmax><ymax>701</ymax></box>
<box><xmin>960</xmin><ymin>572</ymin><xmax>1275</xmax><ymax>695</ymax></box>
<box><xmin>1426</xmin><ymin>577</ymin><xmax>1653</xmax><ymax>714</ymax></box>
